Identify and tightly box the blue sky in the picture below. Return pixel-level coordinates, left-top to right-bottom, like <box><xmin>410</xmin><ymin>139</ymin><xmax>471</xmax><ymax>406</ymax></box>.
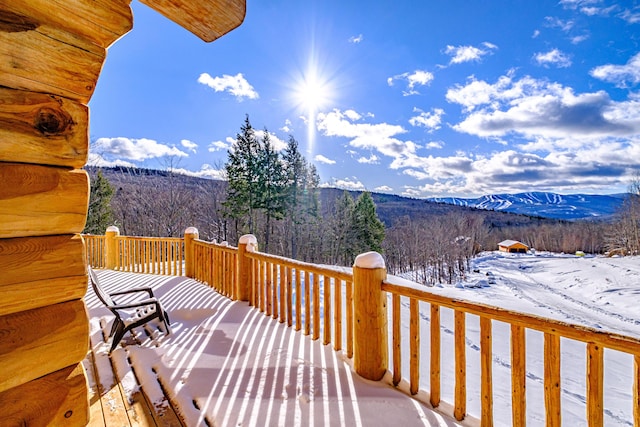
<box><xmin>89</xmin><ymin>0</ymin><xmax>640</xmax><ymax>197</ymax></box>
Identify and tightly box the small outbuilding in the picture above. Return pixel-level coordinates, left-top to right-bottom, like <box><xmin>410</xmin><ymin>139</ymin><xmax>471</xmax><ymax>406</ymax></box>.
<box><xmin>498</xmin><ymin>240</ymin><xmax>529</xmax><ymax>253</ymax></box>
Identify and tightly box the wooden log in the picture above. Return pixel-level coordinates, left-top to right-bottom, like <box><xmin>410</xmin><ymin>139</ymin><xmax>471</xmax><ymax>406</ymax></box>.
<box><xmin>0</xmin><ymin>15</ymin><xmax>105</xmax><ymax>103</ymax></box>
<box><xmin>430</xmin><ymin>304</ymin><xmax>441</xmax><ymax>408</ymax></box>
<box><xmin>0</xmin><ymin>234</ymin><xmax>86</xmax><ymax>316</ymax></box>
<box><xmin>634</xmin><ymin>354</ymin><xmax>640</xmax><ymax>427</ymax></box>
<box><xmin>334</xmin><ymin>278</ymin><xmax>342</xmax><ymax>351</ymax></box>
<box><xmin>0</xmin><ymin>87</ymin><xmax>88</xmax><ymax>168</ymax></box>
<box><xmin>409</xmin><ymin>298</ymin><xmax>420</xmax><ymax>395</ymax></box>
<box><xmin>346</xmin><ymin>280</ymin><xmax>353</xmax><ymax>359</ymax></box>
<box><xmin>0</xmin><ymin>0</ymin><xmax>133</xmax><ymax>49</ymax></box>
<box><xmin>480</xmin><ymin>316</ymin><xmax>493</xmax><ymax>426</ymax></box>
<box><xmin>544</xmin><ymin>333</ymin><xmax>561</xmax><ymax>427</ymax></box>
<box><xmin>586</xmin><ymin>342</ymin><xmax>603</xmax><ymax>427</ymax></box>
<box><xmin>304</xmin><ymin>270</ymin><xmax>311</xmax><ymax>336</ymax></box>
<box><xmin>0</xmin><ymin>299</ymin><xmax>89</xmax><ymax>393</ymax></box>
<box><xmin>454</xmin><ymin>310</ymin><xmax>466</xmax><ymax>421</ymax></box>
<box><xmin>392</xmin><ymin>294</ymin><xmax>401</xmax><ymax>386</ymax></box>
<box><xmin>0</xmin><ymin>363</ymin><xmax>88</xmax><ymax>426</ymax></box>
<box><xmin>323</xmin><ymin>274</ymin><xmax>331</xmax><ymax>344</ymax></box>
<box><xmin>139</xmin><ymin>0</ymin><xmax>245</xmax><ymax>43</ymax></box>
<box><xmin>511</xmin><ymin>324</ymin><xmax>526</xmax><ymax>426</ymax></box>
<box><xmin>0</xmin><ymin>163</ymin><xmax>89</xmax><ymax>238</ymax></box>
<box><xmin>352</xmin><ymin>253</ymin><xmax>388</xmax><ymax>381</ymax></box>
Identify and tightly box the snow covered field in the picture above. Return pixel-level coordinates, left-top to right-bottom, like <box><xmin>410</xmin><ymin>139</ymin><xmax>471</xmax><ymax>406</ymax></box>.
<box><xmin>397</xmin><ymin>251</ymin><xmax>640</xmax><ymax>425</ymax></box>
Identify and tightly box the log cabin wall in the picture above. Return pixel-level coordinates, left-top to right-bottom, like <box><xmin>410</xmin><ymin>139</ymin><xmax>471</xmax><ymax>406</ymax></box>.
<box><xmin>0</xmin><ymin>1</ymin><xmax>134</xmax><ymax>424</ymax></box>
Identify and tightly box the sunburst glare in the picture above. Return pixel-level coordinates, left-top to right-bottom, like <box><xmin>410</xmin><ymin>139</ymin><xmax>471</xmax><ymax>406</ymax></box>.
<box><xmin>288</xmin><ymin>52</ymin><xmax>337</xmax><ymax>155</ymax></box>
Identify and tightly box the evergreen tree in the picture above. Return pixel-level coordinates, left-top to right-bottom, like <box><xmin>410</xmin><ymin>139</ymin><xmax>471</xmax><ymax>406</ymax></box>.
<box><xmin>84</xmin><ymin>170</ymin><xmax>114</xmax><ymax>234</ymax></box>
<box><xmin>224</xmin><ymin>115</ymin><xmax>261</xmax><ymax>235</ymax></box>
<box><xmin>282</xmin><ymin>135</ymin><xmax>320</xmax><ymax>259</ymax></box>
<box><xmin>330</xmin><ymin>191</ymin><xmax>356</xmax><ymax>265</ymax></box>
<box><xmin>256</xmin><ymin>129</ymin><xmax>287</xmax><ymax>252</ymax></box>
<box><xmin>351</xmin><ymin>191</ymin><xmax>386</xmax><ymax>255</ymax></box>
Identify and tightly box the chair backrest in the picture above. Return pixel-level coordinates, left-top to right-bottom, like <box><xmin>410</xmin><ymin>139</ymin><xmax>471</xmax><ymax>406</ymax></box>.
<box><xmin>89</xmin><ymin>268</ymin><xmax>115</xmax><ymax>307</ymax></box>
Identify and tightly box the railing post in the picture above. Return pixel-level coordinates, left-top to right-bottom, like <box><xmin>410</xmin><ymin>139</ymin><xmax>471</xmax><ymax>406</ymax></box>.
<box><xmin>238</xmin><ymin>234</ymin><xmax>258</xmax><ymax>302</ymax></box>
<box><xmin>353</xmin><ymin>251</ymin><xmax>388</xmax><ymax>381</ymax></box>
<box><xmin>184</xmin><ymin>227</ymin><xmax>199</xmax><ymax>278</ymax></box>
<box><xmin>105</xmin><ymin>226</ymin><xmax>120</xmax><ymax>270</ymax></box>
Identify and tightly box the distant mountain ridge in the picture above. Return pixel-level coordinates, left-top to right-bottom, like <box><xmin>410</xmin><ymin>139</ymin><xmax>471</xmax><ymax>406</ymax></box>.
<box><xmin>428</xmin><ymin>191</ymin><xmax>628</xmax><ymax>220</ymax></box>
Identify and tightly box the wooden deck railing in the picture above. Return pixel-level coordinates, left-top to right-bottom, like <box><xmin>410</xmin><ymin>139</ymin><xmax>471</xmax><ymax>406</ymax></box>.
<box><xmin>382</xmin><ymin>278</ymin><xmax>640</xmax><ymax>426</ymax></box>
<box><xmin>85</xmin><ymin>227</ymin><xmax>640</xmax><ymax>425</ymax></box>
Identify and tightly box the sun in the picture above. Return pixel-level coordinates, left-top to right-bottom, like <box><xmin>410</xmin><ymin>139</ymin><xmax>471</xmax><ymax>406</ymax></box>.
<box><xmin>294</xmin><ymin>68</ymin><xmax>331</xmax><ymax>113</ymax></box>
<box><xmin>289</xmin><ymin>60</ymin><xmax>335</xmax><ymax>155</ymax></box>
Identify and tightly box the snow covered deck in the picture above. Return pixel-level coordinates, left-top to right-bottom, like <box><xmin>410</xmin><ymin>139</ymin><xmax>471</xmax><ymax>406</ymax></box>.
<box><xmin>85</xmin><ymin>270</ymin><xmax>465</xmax><ymax>426</ymax></box>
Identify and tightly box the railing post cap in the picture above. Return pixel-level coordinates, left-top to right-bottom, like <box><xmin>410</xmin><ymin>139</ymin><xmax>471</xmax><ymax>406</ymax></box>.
<box><xmin>106</xmin><ymin>225</ymin><xmax>119</xmax><ymax>233</ymax></box>
<box><xmin>239</xmin><ymin>234</ymin><xmax>257</xmax><ymax>245</ymax></box>
<box><xmin>184</xmin><ymin>227</ymin><xmax>199</xmax><ymax>235</ymax></box>
<box><xmin>354</xmin><ymin>251</ymin><xmax>385</xmax><ymax>269</ymax></box>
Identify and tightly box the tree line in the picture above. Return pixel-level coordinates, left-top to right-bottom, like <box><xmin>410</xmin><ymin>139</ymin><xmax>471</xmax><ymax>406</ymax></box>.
<box><xmin>85</xmin><ymin>117</ymin><xmax>640</xmax><ymax>285</ymax></box>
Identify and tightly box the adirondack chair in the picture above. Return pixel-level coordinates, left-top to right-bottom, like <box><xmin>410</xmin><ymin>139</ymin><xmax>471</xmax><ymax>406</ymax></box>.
<box><xmin>89</xmin><ymin>268</ymin><xmax>171</xmax><ymax>352</ymax></box>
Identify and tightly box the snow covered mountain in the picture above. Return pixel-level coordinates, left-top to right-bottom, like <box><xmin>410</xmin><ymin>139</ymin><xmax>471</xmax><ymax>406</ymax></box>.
<box><xmin>428</xmin><ymin>191</ymin><xmax>628</xmax><ymax>220</ymax></box>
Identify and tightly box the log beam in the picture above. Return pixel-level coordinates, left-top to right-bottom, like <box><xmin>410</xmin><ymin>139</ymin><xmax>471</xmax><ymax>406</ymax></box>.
<box><xmin>0</xmin><ymin>300</ymin><xmax>89</xmax><ymax>394</ymax></box>
<box><xmin>0</xmin><ymin>163</ymin><xmax>89</xmax><ymax>238</ymax></box>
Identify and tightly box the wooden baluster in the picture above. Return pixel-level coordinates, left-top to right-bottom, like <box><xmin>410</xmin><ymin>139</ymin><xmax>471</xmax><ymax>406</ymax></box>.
<box><xmin>544</xmin><ymin>333</ymin><xmax>561</xmax><ymax>427</ymax></box>
<box><xmin>480</xmin><ymin>316</ymin><xmax>493</xmax><ymax>426</ymax></box>
<box><xmin>295</xmin><ymin>269</ymin><xmax>301</xmax><ymax>331</ymax></box>
<box><xmin>313</xmin><ymin>273</ymin><xmax>320</xmax><ymax>341</ymax></box>
<box><xmin>304</xmin><ymin>270</ymin><xmax>311</xmax><ymax>336</ymax></box>
<box><xmin>279</xmin><ymin>264</ymin><xmax>286</xmax><ymax>323</ymax></box>
<box><xmin>430</xmin><ymin>304</ymin><xmax>441</xmax><ymax>408</ymax></box>
<box><xmin>454</xmin><ymin>310</ymin><xmax>466</xmax><ymax>421</ymax></box>
<box><xmin>287</xmin><ymin>267</ymin><xmax>293</xmax><ymax>327</ymax></box>
<box><xmin>334</xmin><ymin>278</ymin><xmax>342</xmax><ymax>352</ymax></box>
<box><xmin>634</xmin><ymin>354</ymin><xmax>640</xmax><ymax>427</ymax></box>
<box><xmin>511</xmin><ymin>324</ymin><xmax>526</xmax><ymax>426</ymax></box>
<box><xmin>258</xmin><ymin>261</ymin><xmax>264</xmax><ymax>312</ymax></box>
<box><xmin>323</xmin><ymin>275</ymin><xmax>331</xmax><ymax>345</ymax></box>
<box><xmin>271</xmin><ymin>262</ymin><xmax>278</xmax><ymax>319</ymax></box>
<box><xmin>267</xmin><ymin>262</ymin><xmax>273</xmax><ymax>317</ymax></box>
<box><xmin>346</xmin><ymin>280</ymin><xmax>353</xmax><ymax>359</ymax></box>
<box><xmin>392</xmin><ymin>293</ymin><xmax>401</xmax><ymax>386</ymax></box>
<box><xmin>410</xmin><ymin>298</ymin><xmax>419</xmax><ymax>395</ymax></box>
<box><xmin>586</xmin><ymin>342</ymin><xmax>603</xmax><ymax>427</ymax></box>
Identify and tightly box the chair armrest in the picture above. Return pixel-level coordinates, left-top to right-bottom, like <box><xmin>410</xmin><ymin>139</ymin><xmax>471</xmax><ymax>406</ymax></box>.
<box><xmin>110</xmin><ymin>287</ymin><xmax>154</xmax><ymax>298</ymax></box>
<box><xmin>111</xmin><ymin>298</ymin><xmax>160</xmax><ymax>310</ymax></box>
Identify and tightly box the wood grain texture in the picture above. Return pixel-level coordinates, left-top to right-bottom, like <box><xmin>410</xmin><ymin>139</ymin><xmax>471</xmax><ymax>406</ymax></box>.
<box><xmin>0</xmin><ymin>233</ymin><xmax>86</xmax><ymax>316</ymax></box>
<box><xmin>0</xmin><ymin>300</ymin><xmax>89</xmax><ymax>393</ymax></box>
<box><xmin>0</xmin><ymin>0</ymin><xmax>133</xmax><ymax>48</ymax></box>
<box><xmin>0</xmin><ymin>14</ymin><xmax>105</xmax><ymax>103</ymax></box>
<box><xmin>0</xmin><ymin>163</ymin><xmax>89</xmax><ymax>238</ymax></box>
<box><xmin>139</xmin><ymin>0</ymin><xmax>245</xmax><ymax>42</ymax></box>
<box><xmin>0</xmin><ymin>363</ymin><xmax>89</xmax><ymax>426</ymax></box>
<box><xmin>511</xmin><ymin>324</ymin><xmax>526</xmax><ymax>427</ymax></box>
<box><xmin>0</xmin><ymin>87</ymin><xmax>88</xmax><ymax>168</ymax></box>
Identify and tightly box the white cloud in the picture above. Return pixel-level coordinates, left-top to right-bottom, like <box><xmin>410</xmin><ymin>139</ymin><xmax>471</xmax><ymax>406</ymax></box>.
<box><xmin>208</xmin><ymin>137</ymin><xmax>234</xmax><ymax>152</ymax></box>
<box><xmin>87</xmin><ymin>152</ymin><xmax>136</xmax><ymax>168</ymax></box>
<box><xmin>327</xmin><ymin>177</ymin><xmax>366</xmax><ymax>191</ymax></box>
<box><xmin>591</xmin><ymin>52</ymin><xmax>640</xmax><ymax>88</ymax></box>
<box><xmin>444</xmin><ymin>42</ymin><xmax>497</xmax><ymax>65</ymax></box>
<box><xmin>281</xmin><ymin>119</ymin><xmax>292</xmax><ymax>133</ymax></box>
<box><xmin>409</xmin><ymin>108</ymin><xmax>445</xmax><ymax>131</ymax></box>
<box><xmin>357</xmin><ymin>154</ymin><xmax>379</xmax><ymax>164</ymax></box>
<box><xmin>197</xmin><ymin>72</ymin><xmax>259</xmax><ymax>101</ymax></box>
<box><xmin>375</xmin><ymin>185</ymin><xmax>393</xmax><ymax>192</ymax></box>
<box><xmin>93</xmin><ymin>137</ymin><xmax>188</xmax><ymax>161</ymax></box>
<box><xmin>388</xmin><ymin>70</ymin><xmax>434</xmax><ymax>95</ymax></box>
<box><xmin>349</xmin><ymin>34</ymin><xmax>363</xmax><ymax>43</ymax></box>
<box><xmin>534</xmin><ymin>49</ymin><xmax>572</xmax><ymax>68</ymax></box>
<box><xmin>544</xmin><ymin>16</ymin><xmax>574</xmax><ymax>32</ymax></box>
<box><xmin>314</xmin><ymin>154</ymin><xmax>336</xmax><ymax>164</ymax></box>
<box><xmin>425</xmin><ymin>141</ymin><xmax>444</xmax><ymax>149</ymax></box>
<box><xmin>317</xmin><ymin>109</ymin><xmax>418</xmax><ymax>165</ymax></box>
<box><xmin>254</xmin><ymin>129</ymin><xmax>287</xmax><ymax>151</ymax></box>
<box><xmin>620</xmin><ymin>9</ymin><xmax>640</xmax><ymax>24</ymax></box>
<box><xmin>447</xmin><ymin>73</ymin><xmax>640</xmax><ymax>140</ymax></box>
<box><xmin>181</xmin><ymin>139</ymin><xmax>198</xmax><ymax>153</ymax></box>
<box><xmin>571</xmin><ymin>34</ymin><xmax>589</xmax><ymax>44</ymax></box>
<box><xmin>169</xmin><ymin>164</ymin><xmax>226</xmax><ymax>180</ymax></box>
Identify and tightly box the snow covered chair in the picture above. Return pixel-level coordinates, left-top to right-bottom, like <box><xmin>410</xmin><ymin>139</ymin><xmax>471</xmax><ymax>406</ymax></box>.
<box><xmin>89</xmin><ymin>268</ymin><xmax>171</xmax><ymax>352</ymax></box>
